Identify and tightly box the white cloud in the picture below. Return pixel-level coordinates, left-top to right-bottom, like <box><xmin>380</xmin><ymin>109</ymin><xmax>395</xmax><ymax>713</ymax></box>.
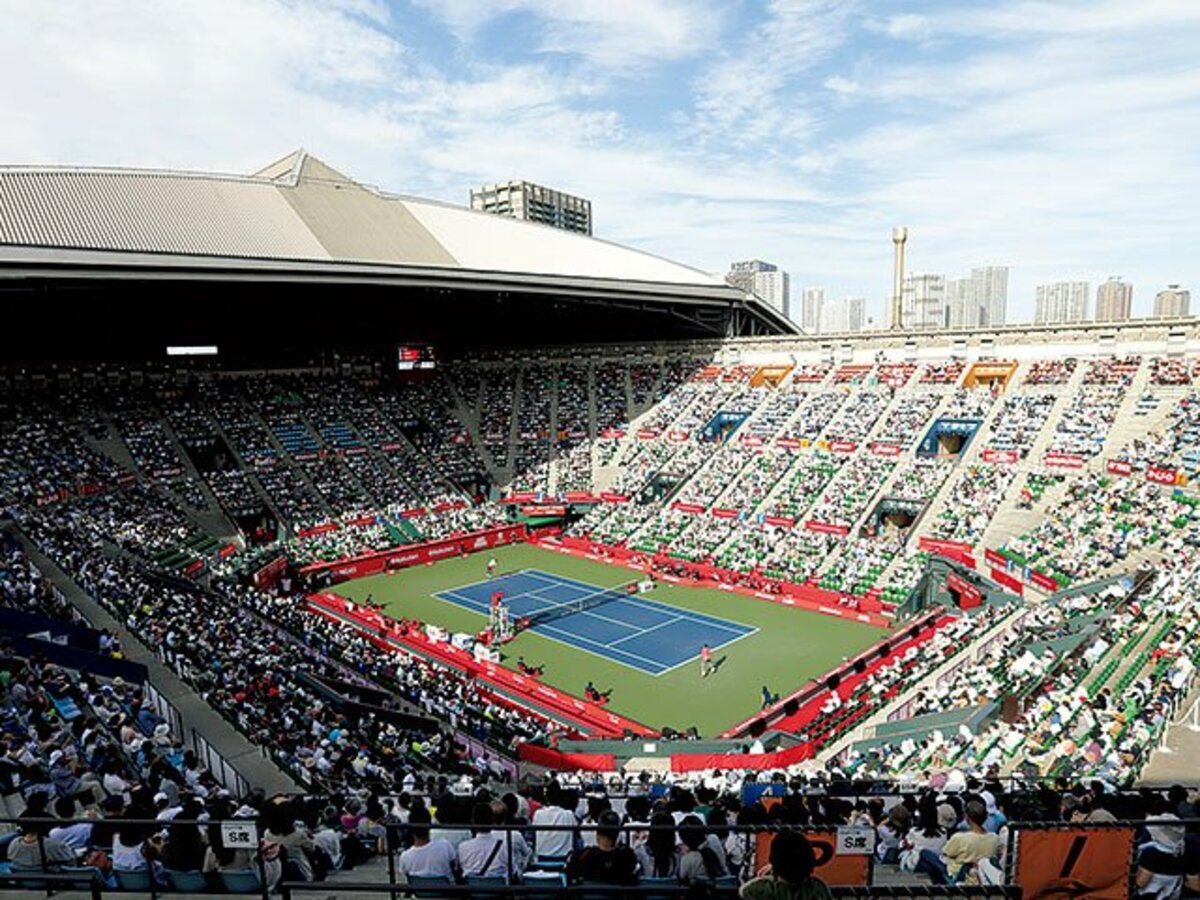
<box><xmin>411</xmin><ymin>0</ymin><xmax>723</xmax><ymax>68</ymax></box>
<box><xmin>823</xmin><ymin>75</ymin><xmax>860</xmax><ymax>95</ymax></box>
<box><xmin>690</xmin><ymin>0</ymin><xmax>859</xmax><ymax>147</ymax></box>
<box><xmin>867</xmin><ymin>13</ymin><xmax>931</xmax><ymax>42</ymax></box>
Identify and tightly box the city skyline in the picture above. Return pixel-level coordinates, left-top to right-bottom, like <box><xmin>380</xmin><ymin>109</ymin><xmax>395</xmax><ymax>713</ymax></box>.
<box><xmin>0</xmin><ymin>2</ymin><xmax>1197</xmax><ymax>323</ymax></box>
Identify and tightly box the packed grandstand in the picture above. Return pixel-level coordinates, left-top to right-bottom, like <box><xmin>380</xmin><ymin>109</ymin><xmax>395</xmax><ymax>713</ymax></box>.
<box><xmin>0</xmin><ymin>157</ymin><xmax>1196</xmax><ymax>896</ymax></box>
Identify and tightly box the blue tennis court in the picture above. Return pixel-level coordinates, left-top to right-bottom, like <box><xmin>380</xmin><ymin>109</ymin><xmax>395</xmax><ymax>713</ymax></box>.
<box><xmin>436</xmin><ymin>569</ymin><xmax>756</xmax><ymax>675</ymax></box>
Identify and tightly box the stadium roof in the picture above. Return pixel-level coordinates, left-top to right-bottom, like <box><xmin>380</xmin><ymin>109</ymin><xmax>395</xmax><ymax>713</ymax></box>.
<box><xmin>0</xmin><ymin>149</ymin><xmax>736</xmax><ymax>290</ymax></box>
<box><xmin>0</xmin><ymin>151</ymin><xmax>797</xmax><ymax>353</ymax></box>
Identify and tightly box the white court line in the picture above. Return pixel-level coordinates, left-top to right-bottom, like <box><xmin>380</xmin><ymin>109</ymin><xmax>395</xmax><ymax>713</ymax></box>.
<box><xmin>608</xmin><ymin>615</ymin><xmax>683</xmax><ymax>647</ymax></box>
<box><xmin>532</xmin><ymin>622</ymin><xmax>669</xmax><ymax>674</ymax></box>
<box><xmin>443</xmin><ymin>569</ymin><xmax>538</xmax><ymax>596</ymax></box>
<box><xmin>648</xmin><ymin>626</ymin><xmax>762</xmax><ymax>678</ymax></box>
<box><xmin>520</xmin><ymin>569</ymin><xmax>752</xmax><ymax>636</ymax></box>
<box><xmin>440</xmin><ymin>569</ymin><xmax>757</xmax><ymax>676</ymax></box>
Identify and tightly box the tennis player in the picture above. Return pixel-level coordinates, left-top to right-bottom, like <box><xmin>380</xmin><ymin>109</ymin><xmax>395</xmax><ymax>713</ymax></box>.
<box><xmin>486</xmin><ymin>557</ymin><xmax>498</xmax><ymax>579</ymax></box>
<box><xmin>700</xmin><ymin>643</ymin><xmax>713</xmax><ymax>678</ymax></box>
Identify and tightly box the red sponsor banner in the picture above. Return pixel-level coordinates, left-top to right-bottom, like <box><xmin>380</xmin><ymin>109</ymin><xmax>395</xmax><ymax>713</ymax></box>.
<box><xmin>919</xmin><ymin>536</ymin><xmax>975</xmax><ymax>567</ymax></box>
<box><xmin>946</xmin><ymin>572</ymin><xmax>983</xmax><ymax>610</ymax></box>
<box><xmin>599</xmin><ymin>427</ymin><xmax>626</xmax><ymax>439</ymax></box>
<box><xmin>869</xmin><ymin>442</ymin><xmax>901</xmax><ymax>457</ymax></box>
<box><xmin>345</xmin><ymin>515</ymin><xmax>377</xmax><ymax>528</ymax></box>
<box><xmin>380</xmin><ymin>442</ymin><xmax>403</xmax><ymax>451</ymax></box>
<box><xmin>1043</xmin><ymin>452</ymin><xmax>1084</xmax><ymax>469</ymax></box>
<box><xmin>829</xmin><ymin>440</ymin><xmax>857</xmax><ymax>454</ymax></box>
<box><xmin>672</xmin><ymin>740</ymin><xmax>814</xmax><ymax>774</ymax></box>
<box><xmin>671</xmin><ymin>501</ymin><xmax>705</xmax><ymax>515</ymax></box>
<box><xmin>563</xmin><ymin>491</ymin><xmax>599</xmax><ymax>503</ymax></box>
<box><xmin>991</xmin><ymin>567</ymin><xmax>1024</xmax><ymax>596</ymax></box>
<box><xmin>668</xmin><ymin>430</ymin><xmax>690</xmax><ymax>442</ymax></box>
<box><xmin>805</xmin><ymin>520</ymin><xmax>850</xmax><ymax>536</ymax></box>
<box><xmin>1106</xmin><ymin>459</ymin><xmax>1133</xmax><ymax>476</ymax></box>
<box><xmin>1029</xmin><ymin>569</ymin><xmax>1059</xmax><ymax>592</ymax></box>
<box><xmin>599</xmin><ymin>492</ymin><xmax>630</xmax><ymax>503</ymax></box>
<box><xmin>984</xmin><ymin>548</ymin><xmax>1008</xmax><ymax>569</ymax></box>
<box><xmin>764</xmin><ymin>515</ymin><xmax>795</xmax><ymax>528</ymax></box>
<box><xmin>309</xmin><ymin>591</ymin><xmax>652</xmax><ymax>737</ymax></box>
<box><xmin>298</xmin><ymin>522</ymin><xmax>340</xmax><ymax>538</ymax></box>
<box><xmin>77</xmin><ymin>482</ymin><xmax>106</xmax><ymax>496</ymax></box>
<box><xmin>1146</xmin><ymin>465</ymin><xmax>1178</xmax><ymax>485</ymax></box>
<box><xmin>183</xmin><ymin>559</ymin><xmax>205</xmax><ymax>576</ymax></box>
<box><xmin>400</xmin><ymin>507</ymin><xmax>427</xmax><ymax>519</ymax></box>
<box><xmin>710</xmin><ymin>507</ymin><xmax>738</xmax><ymax>519</ymax></box>
<box><xmin>299</xmin><ymin>525</ymin><xmax>526</xmax><ymax>581</ymax></box>
<box><xmin>636</xmin><ymin>429</ymin><xmax>659</xmax><ymax>440</ymax></box>
<box><xmin>519</xmin><ymin>504</ymin><xmax>568</xmax><ymax>517</ymax></box>
<box><xmin>981</xmin><ymin>448</ymin><xmax>1018</xmax><ymax>464</ymax></box>
<box><xmin>344</xmin><ymin>446</ymin><xmax>368</xmax><ymax>456</ymax></box>
<box><xmin>740</xmin><ymin>434</ymin><xmax>765</xmax><ymax>447</ymax></box>
<box><xmin>116</xmin><ymin>473</ymin><xmax>136</xmax><ymax>487</ymax></box>
<box><xmin>218</xmin><ymin>543</ymin><xmax>238</xmax><ymax>559</ymax></box>
<box><xmin>517</xmin><ymin>743</ymin><xmax>616</xmax><ymax>772</ymax></box>
<box><xmin>252</xmin><ymin>554</ymin><xmax>288</xmax><ymax>591</ymax></box>
<box><xmin>775</xmin><ymin>437</ymin><xmax>804</xmax><ymax>449</ymax></box>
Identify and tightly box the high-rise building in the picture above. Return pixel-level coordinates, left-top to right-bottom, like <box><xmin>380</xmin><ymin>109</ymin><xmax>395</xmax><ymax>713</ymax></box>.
<box><xmin>1095</xmin><ymin>276</ymin><xmax>1133</xmax><ymax>322</ymax></box>
<box><xmin>726</xmin><ymin>260</ymin><xmax>791</xmax><ymax>317</ymax></box>
<box><xmin>945</xmin><ymin>278</ymin><xmax>976</xmax><ymax>328</ymax></box>
<box><xmin>820</xmin><ymin>297</ymin><xmax>867</xmax><ymax>334</ymax></box>
<box><xmin>1154</xmin><ymin>284</ymin><xmax>1191</xmax><ymax>318</ymax></box>
<box><xmin>900</xmin><ymin>273</ymin><xmax>946</xmax><ymax>330</ymax></box>
<box><xmin>470</xmin><ymin>180</ymin><xmax>592</xmax><ymax>234</ymax></box>
<box><xmin>1035</xmin><ymin>281</ymin><xmax>1090</xmax><ymax>324</ymax></box>
<box><xmin>801</xmin><ymin>287</ymin><xmax>824</xmax><ymax>333</ymax></box>
<box><xmin>971</xmin><ymin>266</ymin><xmax>1008</xmax><ymax>326</ymax></box>
<box><xmin>845</xmin><ymin>297</ymin><xmax>866</xmax><ymax>333</ymax></box>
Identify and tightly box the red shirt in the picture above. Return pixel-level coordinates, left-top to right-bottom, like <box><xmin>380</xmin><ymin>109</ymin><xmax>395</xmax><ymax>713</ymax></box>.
<box><xmin>700</xmin><ymin>647</ymin><xmax>712</xmax><ymax>662</ymax></box>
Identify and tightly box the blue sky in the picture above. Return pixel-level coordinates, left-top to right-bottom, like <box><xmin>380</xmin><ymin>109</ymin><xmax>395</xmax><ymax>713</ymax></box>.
<box><xmin>2</xmin><ymin>0</ymin><xmax>1198</xmax><ymax>323</ymax></box>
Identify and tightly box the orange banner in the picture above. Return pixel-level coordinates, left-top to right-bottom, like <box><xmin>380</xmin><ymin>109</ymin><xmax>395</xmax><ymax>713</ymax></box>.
<box><xmin>1015</xmin><ymin>826</ymin><xmax>1134</xmax><ymax>900</ymax></box>
<box><xmin>754</xmin><ymin>830</ymin><xmax>870</xmax><ymax>886</ymax></box>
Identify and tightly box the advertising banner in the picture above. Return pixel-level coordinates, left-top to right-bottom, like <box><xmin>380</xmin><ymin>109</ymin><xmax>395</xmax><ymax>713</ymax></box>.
<box><xmin>982</xmin><ymin>448</ymin><xmax>1018</xmax><ymax>464</ymax></box>
<box><xmin>1014</xmin><ymin>826</ymin><xmax>1134</xmax><ymax>900</ymax></box>
<box><xmin>991</xmin><ymin>567</ymin><xmax>1024</xmax><ymax>596</ymax></box>
<box><xmin>806</xmin><ymin>520</ymin><xmax>850</xmax><ymax>536</ymax></box>
<box><xmin>1044</xmin><ymin>452</ymin><xmax>1085</xmax><ymax>469</ymax></box>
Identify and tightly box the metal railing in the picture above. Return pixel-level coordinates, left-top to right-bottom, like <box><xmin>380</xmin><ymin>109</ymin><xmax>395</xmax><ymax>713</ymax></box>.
<box><xmin>189</xmin><ymin>727</ymin><xmax>253</xmax><ymax>797</ymax></box>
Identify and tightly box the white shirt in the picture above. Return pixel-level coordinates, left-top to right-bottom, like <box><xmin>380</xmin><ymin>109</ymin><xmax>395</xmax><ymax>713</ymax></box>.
<box><xmin>531</xmin><ymin>805</ymin><xmax>576</xmax><ymax>859</ymax></box>
<box><xmin>457</xmin><ymin>833</ymin><xmax>511</xmax><ymax>878</ymax></box>
<box><xmin>399</xmin><ymin>840</ymin><xmax>457</xmax><ymax>879</ymax></box>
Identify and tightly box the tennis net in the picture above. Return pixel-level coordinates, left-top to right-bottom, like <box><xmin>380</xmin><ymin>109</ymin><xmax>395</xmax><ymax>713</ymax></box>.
<box><xmin>524</xmin><ymin>579</ymin><xmax>642</xmax><ymax>627</ymax></box>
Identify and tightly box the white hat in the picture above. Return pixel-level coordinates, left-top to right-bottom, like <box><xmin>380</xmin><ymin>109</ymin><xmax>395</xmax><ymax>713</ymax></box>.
<box><xmin>154</xmin><ymin>792</ymin><xmax>169</xmax><ymax>804</ymax></box>
<box><xmin>48</xmin><ymin>750</ymin><xmax>64</xmax><ymax>765</ymax></box>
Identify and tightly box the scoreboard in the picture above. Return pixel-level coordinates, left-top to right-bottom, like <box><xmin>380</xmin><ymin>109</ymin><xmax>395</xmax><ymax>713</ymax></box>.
<box><xmin>397</xmin><ymin>344</ymin><xmax>437</xmax><ymax>370</ymax></box>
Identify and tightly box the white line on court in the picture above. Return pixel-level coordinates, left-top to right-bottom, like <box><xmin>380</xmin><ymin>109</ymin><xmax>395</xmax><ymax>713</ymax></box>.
<box><xmin>520</xmin><ymin>569</ymin><xmax>752</xmax><ymax>636</ymax></box>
